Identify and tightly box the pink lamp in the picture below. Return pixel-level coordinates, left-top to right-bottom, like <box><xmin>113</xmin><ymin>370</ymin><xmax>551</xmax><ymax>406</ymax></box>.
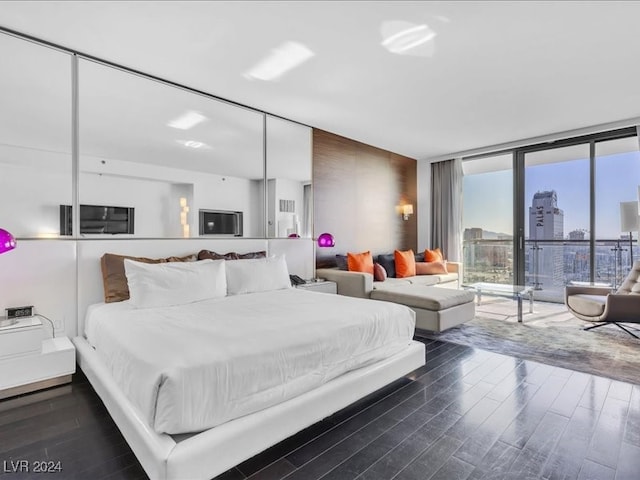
<box><xmin>0</xmin><ymin>228</ymin><xmax>17</xmax><ymax>326</ymax></box>
<box><xmin>317</xmin><ymin>232</ymin><xmax>335</xmax><ymax>248</ymax></box>
<box><xmin>0</xmin><ymin>228</ymin><xmax>16</xmax><ymax>255</ymax></box>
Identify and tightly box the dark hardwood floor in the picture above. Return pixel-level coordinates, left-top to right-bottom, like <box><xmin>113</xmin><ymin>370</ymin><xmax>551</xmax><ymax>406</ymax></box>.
<box><xmin>1</xmin><ymin>338</ymin><xmax>639</xmax><ymax>479</ymax></box>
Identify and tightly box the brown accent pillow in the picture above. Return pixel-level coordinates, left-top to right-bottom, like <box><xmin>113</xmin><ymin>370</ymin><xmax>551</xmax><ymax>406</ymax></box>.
<box><xmin>100</xmin><ymin>253</ymin><xmax>197</xmax><ymax>303</ymax></box>
<box><xmin>373</xmin><ymin>263</ymin><xmax>387</xmax><ymax>282</ymax></box>
<box><xmin>394</xmin><ymin>249</ymin><xmax>416</xmax><ymax>278</ymax></box>
<box><xmin>416</xmin><ymin>261</ymin><xmax>448</xmax><ymax>275</ymax></box>
<box><xmin>197</xmin><ymin>250</ymin><xmax>266</xmax><ymax>261</ymax></box>
<box><xmin>347</xmin><ymin>251</ymin><xmax>374</xmax><ymax>275</ymax></box>
<box><xmin>237</xmin><ymin>251</ymin><xmax>267</xmax><ymax>259</ymax></box>
<box><xmin>425</xmin><ymin>248</ymin><xmax>444</xmax><ymax>263</ymax></box>
<box><xmin>198</xmin><ymin>250</ymin><xmax>239</xmax><ymax>260</ymax></box>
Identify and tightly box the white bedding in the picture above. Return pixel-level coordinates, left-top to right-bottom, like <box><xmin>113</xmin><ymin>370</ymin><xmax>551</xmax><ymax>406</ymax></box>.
<box><xmin>85</xmin><ymin>288</ymin><xmax>416</xmax><ymax>434</ymax></box>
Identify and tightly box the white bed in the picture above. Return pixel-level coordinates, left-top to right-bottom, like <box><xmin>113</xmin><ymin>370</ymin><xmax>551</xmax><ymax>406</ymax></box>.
<box><xmin>73</xmin><ymin>240</ymin><xmax>426</xmax><ymax>480</ymax></box>
<box><xmin>85</xmin><ymin>289</ymin><xmax>417</xmax><ymax>435</ymax></box>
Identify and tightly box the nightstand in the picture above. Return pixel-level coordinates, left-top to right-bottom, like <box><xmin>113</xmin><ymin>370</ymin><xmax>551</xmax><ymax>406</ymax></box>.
<box><xmin>295</xmin><ymin>280</ymin><xmax>337</xmax><ymax>294</ymax></box>
<box><xmin>0</xmin><ymin>317</ymin><xmax>76</xmax><ymax>400</ymax></box>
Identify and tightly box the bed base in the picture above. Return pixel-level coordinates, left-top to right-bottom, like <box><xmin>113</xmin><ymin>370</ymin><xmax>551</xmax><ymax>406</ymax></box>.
<box><xmin>73</xmin><ymin>336</ymin><xmax>425</xmax><ymax>480</ymax></box>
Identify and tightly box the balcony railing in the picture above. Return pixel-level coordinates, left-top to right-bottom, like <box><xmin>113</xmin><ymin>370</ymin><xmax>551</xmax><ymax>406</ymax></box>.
<box><xmin>462</xmin><ymin>238</ymin><xmax>638</xmax><ymax>302</ymax></box>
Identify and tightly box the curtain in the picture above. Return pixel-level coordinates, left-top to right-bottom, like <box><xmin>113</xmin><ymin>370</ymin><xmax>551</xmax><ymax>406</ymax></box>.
<box><xmin>431</xmin><ymin>158</ymin><xmax>463</xmax><ymax>262</ymax></box>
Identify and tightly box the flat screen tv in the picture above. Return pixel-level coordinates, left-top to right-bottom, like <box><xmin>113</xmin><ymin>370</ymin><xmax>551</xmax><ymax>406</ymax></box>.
<box><xmin>60</xmin><ymin>204</ymin><xmax>135</xmax><ymax>235</ymax></box>
<box><xmin>199</xmin><ymin>209</ymin><xmax>243</xmax><ymax>236</ymax></box>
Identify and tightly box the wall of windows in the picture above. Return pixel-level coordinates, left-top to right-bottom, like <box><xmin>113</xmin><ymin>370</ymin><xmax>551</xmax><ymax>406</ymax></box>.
<box><xmin>462</xmin><ymin>127</ymin><xmax>639</xmax><ymax>302</ymax></box>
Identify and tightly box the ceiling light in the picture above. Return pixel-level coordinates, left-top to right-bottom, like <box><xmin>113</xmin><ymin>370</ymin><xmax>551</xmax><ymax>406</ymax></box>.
<box><xmin>176</xmin><ymin>140</ymin><xmax>210</xmax><ymax>149</ymax></box>
<box><xmin>168</xmin><ymin>111</ymin><xmax>207</xmax><ymax>130</ymax></box>
<box><xmin>381</xmin><ymin>21</ymin><xmax>437</xmax><ymax>55</ymax></box>
<box><xmin>244</xmin><ymin>41</ymin><xmax>315</xmax><ymax>81</ymax></box>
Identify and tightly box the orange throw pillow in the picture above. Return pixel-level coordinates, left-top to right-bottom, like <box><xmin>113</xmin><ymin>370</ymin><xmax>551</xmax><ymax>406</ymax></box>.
<box><xmin>394</xmin><ymin>249</ymin><xmax>416</xmax><ymax>278</ymax></box>
<box><xmin>416</xmin><ymin>261</ymin><xmax>448</xmax><ymax>275</ymax></box>
<box><xmin>425</xmin><ymin>247</ymin><xmax>444</xmax><ymax>262</ymax></box>
<box><xmin>347</xmin><ymin>251</ymin><xmax>374</xmax><ymax>275</ymax></box>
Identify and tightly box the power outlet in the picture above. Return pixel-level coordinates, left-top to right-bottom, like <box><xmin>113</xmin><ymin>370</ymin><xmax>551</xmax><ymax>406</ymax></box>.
<box><xmin>53</xmin><ymin>315</ymin><xmax>64</xmax><ymax>331</ymax></box>
<box><xmin>6</xmin><ymin>305</ymin><xmax>34</xmax><ymax>319</ymax></box>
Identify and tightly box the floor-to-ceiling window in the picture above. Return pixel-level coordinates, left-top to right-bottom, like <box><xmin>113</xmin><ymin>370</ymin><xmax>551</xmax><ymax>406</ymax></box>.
<box><xmin>462</xmin><ymin>127</ymin><xmax>639</xmax><ymax>302</ymax></box>
<box><xmin>595</xmin><ymin>136</ymin><xmax>640</xmax><ymax>286</ymax></box>
<box><xmin>522</xmin><ymin>144</ymin><xmax>590</xmax><ymax>302</ymax></box>
<box><xmin>462</xmin><ymin>153</ymin><xmax>513</xmax><ymax>285</ymax></box>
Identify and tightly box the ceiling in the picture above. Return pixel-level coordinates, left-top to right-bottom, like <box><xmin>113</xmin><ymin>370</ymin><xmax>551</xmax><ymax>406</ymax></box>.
<box><xmin>1</xmin><ymin>1</ymin><xmax>640</xmax><ymax>161</ymax></box>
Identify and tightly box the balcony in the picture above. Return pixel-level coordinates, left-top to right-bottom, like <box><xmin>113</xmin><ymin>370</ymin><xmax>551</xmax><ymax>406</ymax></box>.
<box><xmin>463</xmin><ymin>238</ymin><xmax>638</xmax><ymax>303</ymax></box>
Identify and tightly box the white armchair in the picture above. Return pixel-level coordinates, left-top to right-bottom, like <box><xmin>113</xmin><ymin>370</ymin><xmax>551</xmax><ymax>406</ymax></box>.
<box><xmin>565</xmin><ymin>261</ymin><xmax>640</xmax><ymax>338</ymax></box>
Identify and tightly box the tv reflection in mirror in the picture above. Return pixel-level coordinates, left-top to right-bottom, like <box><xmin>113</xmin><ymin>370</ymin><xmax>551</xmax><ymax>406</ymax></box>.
<box><xmin>199</xmin><ymin>209</ymin><xmax>243</xmax><ymax>236</ymax></box>
<box><xmin>60</xmin><ymin>204</ymin><xmax>135</xmax><ymax>235</ymax></box>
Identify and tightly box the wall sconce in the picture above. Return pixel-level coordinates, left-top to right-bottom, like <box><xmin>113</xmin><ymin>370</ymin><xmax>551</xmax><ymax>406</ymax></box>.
<box><xmin>317</xmin><ymin>232</ymin><xmax>335</xmax><ymax>247</ymax></box>
<box><xmin>180</xmin><ymin>197</ymin><xmax>190</xmax><ymax>238</ymax></box>
<box><xmin>0</xmin><ymin>228</ymin><xmax>16</xmax><ymax>255</ymax></box>
<box><xmin>401</xmin><ymin>204</ymin><xmax>414</xmax><ymax>221</ymax></box>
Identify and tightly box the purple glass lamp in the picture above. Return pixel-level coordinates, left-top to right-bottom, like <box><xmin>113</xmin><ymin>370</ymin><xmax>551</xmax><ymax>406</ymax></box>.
<box><xmin>317</xmin><ymin>232</ymin><xmax>335</xmax><ymax>248</ymax></box>
<box><xmin>0</xmin><ymin>228</ymin><xmax>16</xmax><ymax>255</ymax></box>
<box><xmin>0</xmin><ymin>228</ymin><xmax>17</xmax><ymax>327</ymax></box>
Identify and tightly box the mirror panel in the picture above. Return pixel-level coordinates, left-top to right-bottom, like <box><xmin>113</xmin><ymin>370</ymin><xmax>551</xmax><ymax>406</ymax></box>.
<box><xmin>0</xmin><ymin>33</ymin><xmax>72</xmax><ymax>238</ymax></box>
<box><xmin>266</xmin><ymin>116</ymin><xmax>312</xmax><ymax>238</ymax></box>
<box><xmin>77</xmin><ymin>59</ymin><xmax>265</xmax><ymax>238</ymax></box>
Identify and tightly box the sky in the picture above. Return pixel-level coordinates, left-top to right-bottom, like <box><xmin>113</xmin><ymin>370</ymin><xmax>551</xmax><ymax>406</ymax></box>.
<box><xmin>463</xmin><ymin>151</ymin><xmax>640</xmax><ymax>239</ymax></box>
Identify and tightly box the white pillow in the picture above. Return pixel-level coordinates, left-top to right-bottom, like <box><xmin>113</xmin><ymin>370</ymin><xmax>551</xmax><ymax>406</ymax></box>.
<box><xmin>225</xmin><ymin>255</ymin><xmax>291</xmax><ymax>295</ymax></box>
<box><xmin>124</xmin><ymin>258</ymin><xmax>227</xmax><ymax>308</ymax></box>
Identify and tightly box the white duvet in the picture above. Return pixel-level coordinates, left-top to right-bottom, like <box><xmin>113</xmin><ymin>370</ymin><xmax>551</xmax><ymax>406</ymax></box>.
<box><xmin>85</xmin><ymin>288</ymin><xmax>416</xmax><ymax>434</ymax></box>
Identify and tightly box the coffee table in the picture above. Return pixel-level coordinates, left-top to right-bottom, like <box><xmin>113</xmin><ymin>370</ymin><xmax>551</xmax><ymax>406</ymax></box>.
<box><xmin>464</xmin><ymin>282</ymin><xmax>534</xmax><ymax>323</ymax></box>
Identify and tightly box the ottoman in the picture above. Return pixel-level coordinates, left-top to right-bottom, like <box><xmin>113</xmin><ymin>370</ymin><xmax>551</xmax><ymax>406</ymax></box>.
<box><xmin>371</xmin><ymin>284</ymin><xmax>476</xmax><ymax>332</ymax></box>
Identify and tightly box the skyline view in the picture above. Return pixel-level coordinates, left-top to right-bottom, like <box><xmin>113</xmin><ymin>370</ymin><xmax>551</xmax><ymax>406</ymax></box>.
<box><xmin>463</xmin><ymin>145</ymin><xmax>640</xmax><ymax>298</ymax></box>
<box><xmin>463</xmin><ymin>150</ymin><xmax>640</xmax><ymax>240</ymax></box>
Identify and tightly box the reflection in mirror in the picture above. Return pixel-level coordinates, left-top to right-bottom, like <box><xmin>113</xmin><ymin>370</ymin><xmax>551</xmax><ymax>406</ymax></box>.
<box><xmin>77</xmin><ymin>59</ymin><xmax>265</xmax><ymax>238</ymax></box>
<box><xmin>0</xmin><ymin>33</ymin><xmax>72</xmax><ymax>238</ymax></box>
<box><xmin>266</xmin><ymin>116</ymin><xmax>312</xmax><ymax>238</ymax></box>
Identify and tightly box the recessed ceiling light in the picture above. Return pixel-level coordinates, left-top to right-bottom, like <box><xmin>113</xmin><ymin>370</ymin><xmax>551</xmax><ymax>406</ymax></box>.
<box><xmin>168</xmin><ymin>111</ymin><xmax>207</xmax><ymax>130</ymax></box>
<box><xmin>381</xmin><ymin>21</ymin><xmax>437</xmax><ymax>55</ymax></box>
<box><xmin>176</xmin><ymin>139</ymin><xmax>210</xmax><ymax>149</ymax></box>
<box><xmin>243</xmin><ymin>41</ymin><xmax>315</xmax><ymax>81</ymax></box>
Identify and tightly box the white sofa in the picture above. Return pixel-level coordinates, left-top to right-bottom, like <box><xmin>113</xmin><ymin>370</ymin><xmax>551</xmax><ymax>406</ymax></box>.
<box><xmin>316</xmin><ymin>262</ymin><xmax>476</xmax><ymax>332</ymax></box>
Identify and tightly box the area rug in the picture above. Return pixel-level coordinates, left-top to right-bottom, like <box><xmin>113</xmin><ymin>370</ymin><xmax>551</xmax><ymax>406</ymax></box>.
<box><xmin>421</xmin><ymin>303</ymin><xmax>640</xmax><ymax>385</ymax></box>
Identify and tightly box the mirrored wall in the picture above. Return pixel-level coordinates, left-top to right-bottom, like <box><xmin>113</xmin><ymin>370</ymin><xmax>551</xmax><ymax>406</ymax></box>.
<box><xmin>0</xmin><ymin>34</ymin><xmax>72</xmax><ymax>238</ymax></box>
<box><xmin>266</xmin><ymin>115</ymin><xmax>312</xmax><ymax>238</ymax></box>
<box><xmin>0</xmin><ymin>31</ymin><xmax>312</xmax><ymax>240</ymax></box>
<box><xmin>78</xmin><ymin>59</ymin><xmax>266</xmax><ymax>238</ymax></box>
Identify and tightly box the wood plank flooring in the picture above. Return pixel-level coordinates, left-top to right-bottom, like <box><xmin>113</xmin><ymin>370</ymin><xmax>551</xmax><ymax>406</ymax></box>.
<box><xmin>1</xmin><ymin>338</ymin><xmax>639</xmax><ymax>479</ymax></box>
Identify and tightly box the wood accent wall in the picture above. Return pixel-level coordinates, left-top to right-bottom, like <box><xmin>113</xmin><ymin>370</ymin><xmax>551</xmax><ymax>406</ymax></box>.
<box><xmin>313</xmin><ymin>129</ymin><xmax>417</xmax><ymax>268</ymax></box>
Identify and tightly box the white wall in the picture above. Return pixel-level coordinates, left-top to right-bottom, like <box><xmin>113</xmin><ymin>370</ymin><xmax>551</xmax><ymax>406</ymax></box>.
<box><xmin>0</xmin><ymin>237</ymin><xmax>315</xmax><ymax>340</ymax></box>
<box><xmin>0</xmin><ymin>240</ymin><xmax>76</xmax><ymax>337</ymax></box>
